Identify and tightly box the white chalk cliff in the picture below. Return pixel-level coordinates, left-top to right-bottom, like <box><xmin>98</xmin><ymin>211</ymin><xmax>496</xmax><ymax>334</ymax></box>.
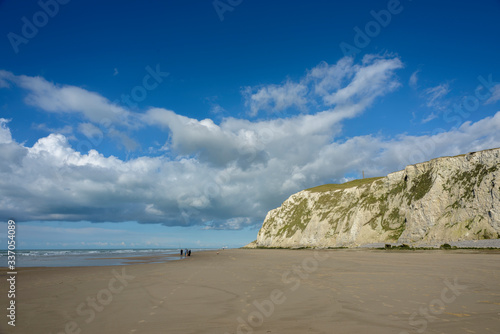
<box><xmin>256</xmin><ymin>148</ymin><xmax>500</xmax><ymax>248</ymax></box>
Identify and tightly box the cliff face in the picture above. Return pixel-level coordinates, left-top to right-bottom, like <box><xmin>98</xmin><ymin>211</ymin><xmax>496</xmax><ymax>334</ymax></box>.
<box><xmin>256</xmin><ymin>148</ymin><xmax>500</xmax><ymax>248</ymax></box>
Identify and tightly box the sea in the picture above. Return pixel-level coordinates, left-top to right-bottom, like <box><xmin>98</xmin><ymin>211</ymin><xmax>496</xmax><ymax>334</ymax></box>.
<box><xmin>0</xmin><ymin>248</ymin><xmax>208</xmax><ymax>267</ymax></box>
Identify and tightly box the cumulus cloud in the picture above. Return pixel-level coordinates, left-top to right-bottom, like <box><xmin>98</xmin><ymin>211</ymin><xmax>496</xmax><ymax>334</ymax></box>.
<box><xmin>143</xmin><ymin>54</ymin><xmax>404</xmax><ymax>171</ymax></box>
<box><xmin>2</xmin><ymin>111</ymin><xmax>500</xmax><ymax>229</ymax></box>
<box><xmin>243</xmin><ymin>80</ymin><xmax>308</xmax><ymax>116</ymax></box>
<box><xmin>144</xmin><ymin>103</ymin><xmax>375</xmax><ymax>171</ymax></box>
<box><xmin>243</xmin><ymin>54</ymin><xmax>403</xmax><ymax>116</ymax></box>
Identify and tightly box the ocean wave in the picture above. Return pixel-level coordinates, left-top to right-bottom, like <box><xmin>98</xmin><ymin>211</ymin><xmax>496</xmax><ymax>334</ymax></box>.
<box><xmin>0</xmin><ymin>248</ymin><xmax>180</xmax><ymax>257</ymax></box>
<box><xmin>0</xmin><ymin>248</ymin><xmax>210</xmax><ymax>258</ymax></box>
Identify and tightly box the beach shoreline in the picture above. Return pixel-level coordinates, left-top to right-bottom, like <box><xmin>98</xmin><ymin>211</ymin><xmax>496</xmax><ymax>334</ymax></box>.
<box><xmin>0</xmin><ymin>248</ymin><xmax>205</xmax><ymax>268</ymax></box>
<box><xmin>1</xmin><ymin>248</ymin><xmax>499</xmax><ymax>334</ymax></box>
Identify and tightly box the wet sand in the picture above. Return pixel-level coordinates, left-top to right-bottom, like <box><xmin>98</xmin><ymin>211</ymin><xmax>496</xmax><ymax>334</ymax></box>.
<box><xmin>1</xmin><ymin>249</ymin><xmax>499</xmax><ymax>334</ymax></box>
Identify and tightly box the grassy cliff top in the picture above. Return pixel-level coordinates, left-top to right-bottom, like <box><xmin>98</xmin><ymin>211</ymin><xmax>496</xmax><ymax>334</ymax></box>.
<box><xmin>305</xmin><ymin>176</ymin><xmax>384</xmax><ymax>193</ymax></box>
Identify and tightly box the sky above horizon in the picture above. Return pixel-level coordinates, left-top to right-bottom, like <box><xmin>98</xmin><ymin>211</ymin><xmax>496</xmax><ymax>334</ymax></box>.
<box><xmin>1</xmin><ymin>0</ymin><xmax>500</xmax><ymax>249</ymax></box>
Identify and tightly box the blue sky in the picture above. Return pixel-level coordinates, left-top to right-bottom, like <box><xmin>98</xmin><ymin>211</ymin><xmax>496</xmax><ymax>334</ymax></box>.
<box><xmin>0</xmin><ymin>0</ymin><xmax>499</xmax><ymax>249</ymax></box>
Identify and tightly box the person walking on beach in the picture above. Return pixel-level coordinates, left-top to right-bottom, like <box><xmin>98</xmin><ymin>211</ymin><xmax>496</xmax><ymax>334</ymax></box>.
<box><xmin>188</xmin><ymin>250</ymin><xmax>191</xmax><ymax>256</ymax></box>
<box><xmin>180</xmin><ymin>249</ymin><xmax>183</xmax><ymax>256</ymax></box>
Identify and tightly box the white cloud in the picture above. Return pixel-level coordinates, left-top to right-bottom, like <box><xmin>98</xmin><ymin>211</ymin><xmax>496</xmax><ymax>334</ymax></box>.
<box><xmin>144</xmin><ymin>105</ymin><xmax>361</xmax><ymax>170</ymax></box>
<box><xmin>0</xmin><ymin>71</ymin><xmax>144</xmax><ymax>151</ymax></box>
<box><xmin>243</xmin><ymin>80</ymin><xmax>308</xmax><ymax>116</ymax></box>
<box><xmin>320</xmin><ymin>54</ymin><xmax>403</xmax><ymax>107</ymax></box>
<box><xmin>78</xmin><ymin>122</ymin><xmax>102</xmax><ymax>140</ymax></box>
<box><xmin>421</xmin><ymin>112</ymin><xmax>438</xmax><ymax>124</ymax></box>
<box><xmin>424</xmin><ymin>83</ymin><xmax>451</xmax><ymax>110</ymax></box>
<box><xmin>204</xmin><ymin>217</ymin><xmax>253</xmax><ymax>230</ymax></box>
<box><xmin>0</xmin><ymin>118</ymin><xmax>13</xmax><ymax>144</ymax></box>
<box><xmin>306</xmin><ymin>57</ymin><xmax>355</xmax><ymax>98</ymax></box>
<box><xmin>108</xmin><ymin>128</ymin><xmax>140</xmax><ymax>151</ymax></box>
<box><xmin>1</xmin><ymin>56</ymin><xmax>500</xmax><ymax>230</ymax></box>
<box><xmin>143</xmin><ymin>55</ymin><xmax>404</xmax><ymax>172</ymax></box>
<box><xmin>243</xmin><ymin>54</ymin><xmax>403</xmax><ymax>116</ymax></box>
<box><xmin>409</xmin><ymin>70</ymin><xmax>420</xmax><ymax>89</ymax></box>
<box><xmin>210</xmin><ymin>103</ymin><xmax>225</xmax><ymax>114</ymax></box>
<box><xmin>485</xmin><ymin>84</ymin><xmax>500</xmax><ymax>104</ymax></box>
<box><xmin>34</xmin><ymin>123</ymin><xmax>73</xmax><ymax>135</ymax></box>
<box><xmin>2</xmin><ymin>107</ymin><xmax>500</xmax><ymax>229</ymax></box>
<box><xmin>0</xmin><ymin>70</ymin><xmax>136</xmax><ymax>127</ymax></box>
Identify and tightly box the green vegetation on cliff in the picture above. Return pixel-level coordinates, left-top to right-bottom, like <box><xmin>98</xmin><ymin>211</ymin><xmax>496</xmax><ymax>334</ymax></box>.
<box><xmin>406</xmin><ymin>169</ymin><xmax>433</xmax><ymax>204</ymax></box>
<box><xmin>275</xmin><ymin>198</ymin><xmax>311</xmax><ymax>238</ymax></box>
<box><xmin>306</xmin><ymin>176</ymin><xmax>383</xmax><ymax>193</ymax></box>
<box><xmin>445</xmin><ymin>163</ymin><xmax>498</xmax><ymax>201</ymax></box>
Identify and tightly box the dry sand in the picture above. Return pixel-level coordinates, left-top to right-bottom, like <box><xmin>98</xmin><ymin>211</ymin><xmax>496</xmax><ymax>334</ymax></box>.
<box><xmin>1</xmin><ymin>249</ymin><xmax>500</xmax><ymax>334</ymax></box>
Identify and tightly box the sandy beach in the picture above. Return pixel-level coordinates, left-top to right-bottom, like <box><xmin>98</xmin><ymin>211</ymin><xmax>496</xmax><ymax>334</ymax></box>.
<box><xmin>1</xmin><ymin>249</ymin><xmax>500</xmax><ymax>334</ymax></box>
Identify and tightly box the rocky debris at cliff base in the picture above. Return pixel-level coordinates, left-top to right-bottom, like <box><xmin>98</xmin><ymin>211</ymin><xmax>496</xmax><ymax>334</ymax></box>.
<box><xmin>358</xmin><ymin>239</ymin><xmax>500</xmax><ymax>249</ymax></box>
